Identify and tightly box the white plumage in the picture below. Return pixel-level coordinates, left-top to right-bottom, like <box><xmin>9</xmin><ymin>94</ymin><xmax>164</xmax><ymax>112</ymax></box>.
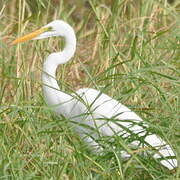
<box><xmin>12</xmin><ymin>20</ymin><xmax>177</xmax><ymax>170</ymax></box>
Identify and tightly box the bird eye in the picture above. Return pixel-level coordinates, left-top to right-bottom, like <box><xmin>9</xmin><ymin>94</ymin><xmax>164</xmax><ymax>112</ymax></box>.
<box><xmin>45</xmin><ymin>26</ymin><xmax>53</xmax><ymax>32</ymax></box>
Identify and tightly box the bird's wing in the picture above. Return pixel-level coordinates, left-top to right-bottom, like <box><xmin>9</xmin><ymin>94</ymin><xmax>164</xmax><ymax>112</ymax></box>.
<box><xmin>76</xmin><ymin>88</ymin><xmax>145</xmax><ymax>137</ymax></box>
<box><xmin>75</xmin><ymin>88</ymin><xmax>177</xmax><ymax>170</ymax></box>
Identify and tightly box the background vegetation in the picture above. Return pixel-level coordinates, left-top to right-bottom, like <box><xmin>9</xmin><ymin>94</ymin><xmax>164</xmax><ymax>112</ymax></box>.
<box><xmin>0</xmin><ymin>0</ymin><xmax>180</xmax><ymax>179</ymax></box>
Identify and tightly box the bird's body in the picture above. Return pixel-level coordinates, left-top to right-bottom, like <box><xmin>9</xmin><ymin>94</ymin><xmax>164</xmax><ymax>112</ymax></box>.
<box><xmin>12</xmin><ymin>20</ymin><xmax>177</xmax><ymax>170</ymax></box>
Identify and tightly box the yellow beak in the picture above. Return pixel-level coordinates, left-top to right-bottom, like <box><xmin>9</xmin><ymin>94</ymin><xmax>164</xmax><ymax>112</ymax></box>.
<box><xmin>12</xmin><ymin>27</ymin><xmax>49</xmax><ymax>45</ymax></box>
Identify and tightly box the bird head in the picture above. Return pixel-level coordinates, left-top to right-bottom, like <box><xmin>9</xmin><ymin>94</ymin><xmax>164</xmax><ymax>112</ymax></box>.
<box><xmin>12</xmin><ymin>20</ymin><xmax>74</xmax><ymax>45</ymax></box>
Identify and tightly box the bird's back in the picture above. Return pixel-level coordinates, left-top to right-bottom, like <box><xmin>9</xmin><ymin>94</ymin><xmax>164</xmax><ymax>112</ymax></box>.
<box><xmin>75</xmin><ymin>88</ymin><xmax>145</xmax><ymax>137</ymax></box>
<box><xmin>75</xmin><ymin>88</ymin><xmax>177</xmax><ymax>170</ymax></box>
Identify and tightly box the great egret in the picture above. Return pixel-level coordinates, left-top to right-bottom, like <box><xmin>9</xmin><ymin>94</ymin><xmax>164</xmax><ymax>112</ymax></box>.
<box><xmin>12</xmin><ymin>20</ymin><xmax>177</xmax><ymax>170</ymax></box>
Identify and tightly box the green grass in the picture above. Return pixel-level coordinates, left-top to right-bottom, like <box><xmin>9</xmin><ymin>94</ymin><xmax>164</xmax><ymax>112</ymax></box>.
<box><xmin>0</xmin><ymin>0</ymin><xmax>180</xmax><ymax>179</ymax></box>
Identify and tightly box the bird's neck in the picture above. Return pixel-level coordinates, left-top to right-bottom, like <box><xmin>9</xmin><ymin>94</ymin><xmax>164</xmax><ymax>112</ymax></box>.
<box><xmin>42</xmin><ymin>33</ymin><xmax>76</xmax><ymax>115</ymax></box>
<box><xmin>62</xmin><ymin>34</ymin><xmax>76</xmax><ymax>63</ymax></box>
<box><xmin>42</xmin><ymin>62</ymin><xmax>72</xmax><ymax>113</ymax></box>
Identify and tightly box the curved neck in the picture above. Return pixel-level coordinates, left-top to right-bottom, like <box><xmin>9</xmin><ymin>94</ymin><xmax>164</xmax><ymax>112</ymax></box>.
<box><xmin>62</xmin><ymin>33</ymin><xmax>76</xmax><ymax>63</ymax></box>
<box><xmin>44</xmin><ymin>32</ymin><xmax>76</xmax><ymax>69</ymax></box>
<box><xmin>42</xmin><ymin>32</ymin><xmax>76</xmax><ymax>115</ymax></box>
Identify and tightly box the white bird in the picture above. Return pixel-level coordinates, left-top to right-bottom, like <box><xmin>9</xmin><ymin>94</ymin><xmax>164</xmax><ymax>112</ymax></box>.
<box><xmin>12</xmin><ymin>20</ymin><xmax>177</xmax><ymax>170</ymax></box>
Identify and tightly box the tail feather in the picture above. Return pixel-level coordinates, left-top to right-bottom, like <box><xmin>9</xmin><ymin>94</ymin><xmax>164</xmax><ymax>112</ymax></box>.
<box><xmin>144</xmin><ymin>134</ymin><xmax>177</xmax><ymax>170</ymax></box>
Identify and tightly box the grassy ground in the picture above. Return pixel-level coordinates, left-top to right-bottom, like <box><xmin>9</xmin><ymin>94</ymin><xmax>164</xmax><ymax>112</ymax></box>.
<box><xmin>0</xmin><ymin>0</ymin><xmax>180</xmax><ymax>179</ymax></box>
